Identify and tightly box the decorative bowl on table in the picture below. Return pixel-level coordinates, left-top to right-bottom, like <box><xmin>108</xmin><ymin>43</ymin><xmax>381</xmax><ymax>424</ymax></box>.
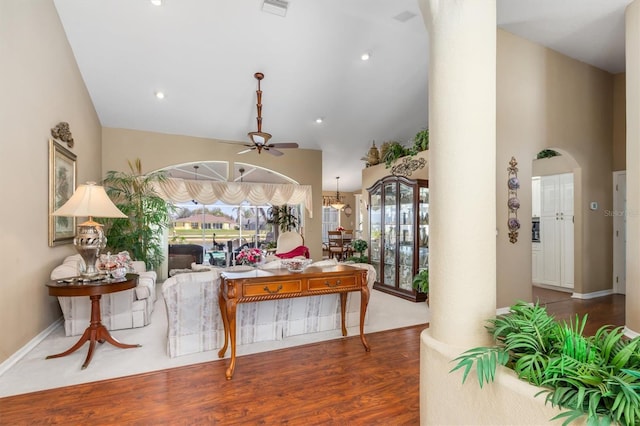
<box><xmin>281</xmin><ymin>258</ymin><xmax>313</xmax><ymax>273</ymax></box>
<box><xmin>110</xmin><ymin>267</ymin><xmax>127</xmax><ymax>279</ymax></box>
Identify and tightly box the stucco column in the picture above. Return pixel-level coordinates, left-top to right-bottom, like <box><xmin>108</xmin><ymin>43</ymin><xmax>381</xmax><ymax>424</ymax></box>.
<box><xmin>418</xmin><ymin>1</ymin><xmax>496</xmax><ymax>423</ymax></box>
<box><xmin>626</xmin><ymin>1</ymin><xmax>640</xmax><ymax>334</ymax></box>
<box><xmin>421</xmin><ymin>0</ymin><xmax>497</xmax><ymax>346</ymax></box>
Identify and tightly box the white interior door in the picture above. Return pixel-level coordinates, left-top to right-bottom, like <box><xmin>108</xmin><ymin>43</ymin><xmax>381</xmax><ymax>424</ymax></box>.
<box><xmin>559</xmin><ymin>173</ymin><xmax>574</xmax><ymax>289</ymax></box>
<box><xmin>540</xmin><ymin>175</ymin><xmax>560</xmax><ymax>286</ymax></box>
<box><xmin>538</xmin><ymin>173</ymin><xmax>574</xmax><ymax>288</ymax></box>
<box><xmin>613</xmin><ymin>171</ymin><xmax>626</xmax><ymax>294</ymax></box>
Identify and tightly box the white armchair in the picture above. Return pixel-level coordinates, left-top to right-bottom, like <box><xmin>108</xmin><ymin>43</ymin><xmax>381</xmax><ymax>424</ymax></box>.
<box><xmin>50</xmin><ymin>254</ymin><xmax>157</xmax><ymax>336</ymax></box>
<box><xmin>273</xmin><ymin>231</ymin><xmax>310</xmax><ymax>259</ymax></box>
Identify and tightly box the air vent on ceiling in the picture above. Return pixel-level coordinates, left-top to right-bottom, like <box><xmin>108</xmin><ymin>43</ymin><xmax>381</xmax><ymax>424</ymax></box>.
<box><xmin>262</xmin><ymin>0</ymin><xmax>288</xmax><ymax>17</ymax></box>
<box><xmin>393</xmin><ymin>11</ymin><xmax>417</xmax><ymax>23</ymax></box>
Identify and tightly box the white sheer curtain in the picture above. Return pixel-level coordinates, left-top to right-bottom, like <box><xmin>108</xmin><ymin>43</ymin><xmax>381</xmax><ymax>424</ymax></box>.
<box><xmin>153</xmin><ymin>178</ymin><xmax>313</xmax><ymax>217</ymax></box>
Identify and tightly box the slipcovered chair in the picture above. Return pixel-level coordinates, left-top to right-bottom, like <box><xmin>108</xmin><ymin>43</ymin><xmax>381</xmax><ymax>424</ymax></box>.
<box><xmin>50</xmin><ymin>253</ymin><xmax>157</xmax><ymax>336</ymax></box>
<box><xmin>274</xmin><ymin>231</ymin><xmax>310</xmax><ymax>259</ymax></box>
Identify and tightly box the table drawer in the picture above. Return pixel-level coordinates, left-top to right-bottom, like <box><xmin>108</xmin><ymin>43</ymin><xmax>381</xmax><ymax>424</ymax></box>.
<box><xmin>243</xmin><ymin>280</ymin><xmax>302</xmax><ymax>297</ymax></box>
<box><xmin>308</xmin><ymin>275</ymin><xmax>357</xmax><ymax>291</ymax></box>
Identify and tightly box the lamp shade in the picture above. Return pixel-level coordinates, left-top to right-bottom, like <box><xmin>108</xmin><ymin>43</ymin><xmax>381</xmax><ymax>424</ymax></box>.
<box><xmin>52</xmin><ymin>182</ymin><xmax>127</xmax><ymax>219</ymax></box>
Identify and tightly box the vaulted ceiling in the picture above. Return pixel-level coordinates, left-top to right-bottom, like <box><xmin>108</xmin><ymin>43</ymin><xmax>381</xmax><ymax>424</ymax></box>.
<box><xmin>53</xmin><ymin>0</ymin><xmax>631</xmax><ymax>192</ymax></box>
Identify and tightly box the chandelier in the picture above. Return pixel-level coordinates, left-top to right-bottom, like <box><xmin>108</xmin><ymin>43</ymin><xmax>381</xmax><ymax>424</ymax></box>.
<box><xmin>330</xmin><ymin>176</ymin><xmax>345</xmax><ymax>210</ymax></box>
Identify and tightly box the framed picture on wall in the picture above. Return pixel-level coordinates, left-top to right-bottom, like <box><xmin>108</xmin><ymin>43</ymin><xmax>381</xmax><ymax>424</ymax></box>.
<box><xmin>49</xmin><ymin>139</ymin><xmax>77</xmax><ymax>246</ymax></box>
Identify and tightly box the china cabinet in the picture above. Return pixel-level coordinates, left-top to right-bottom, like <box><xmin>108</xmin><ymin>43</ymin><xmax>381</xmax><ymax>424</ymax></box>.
<box><xmin>368</xmin><ymin>176</ymin><xmax>428</xmax><ymax>302</ymax></box>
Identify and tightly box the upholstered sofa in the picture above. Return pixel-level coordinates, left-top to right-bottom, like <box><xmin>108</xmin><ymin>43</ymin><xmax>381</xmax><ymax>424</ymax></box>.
<box><xmin>161</xmin><ymin>259</ymin><xmax>375</xmax><ymax>357</ymax></box>
<box><xmin>168</xmin><ymin>244</ymin><xmax>204</xmax><ymax>265</ymax></box>
<box><xmin>50</xmin><ymin>254</ymin><xmax>157</xmax><ymax>336</ymax></box>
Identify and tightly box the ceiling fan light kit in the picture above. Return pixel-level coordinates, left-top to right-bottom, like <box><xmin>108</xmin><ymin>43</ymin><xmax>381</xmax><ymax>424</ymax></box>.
<box><xmin>238</xmin><ymin>72</ymin><xmax>299</xmax><ymax>157</ymax></box>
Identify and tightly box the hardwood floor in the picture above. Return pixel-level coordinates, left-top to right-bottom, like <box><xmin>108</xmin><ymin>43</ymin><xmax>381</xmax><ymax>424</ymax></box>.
<box><xmin>0</xmin><ymin>288</ymin><xmax>625</xmax><ymax>425</ymax></box>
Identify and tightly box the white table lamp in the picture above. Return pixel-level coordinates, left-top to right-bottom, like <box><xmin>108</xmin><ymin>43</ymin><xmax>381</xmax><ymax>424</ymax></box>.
<box><xmin>52</xmin><ymin>181</ymin><xmax>127</xmax><ymax>279</ymax></box>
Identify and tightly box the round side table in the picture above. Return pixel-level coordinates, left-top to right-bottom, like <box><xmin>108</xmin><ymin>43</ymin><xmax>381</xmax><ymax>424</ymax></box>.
<box><xmin>45</xmin><ymin>273</ymin><xmax>141</xmax><ymax>369</ymax></box>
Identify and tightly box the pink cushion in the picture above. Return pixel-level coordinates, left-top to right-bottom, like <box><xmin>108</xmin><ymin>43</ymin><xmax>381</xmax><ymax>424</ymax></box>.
<box><xmin>275</xmin><ymin>245</ymin><xmax>310</xmax><ymax>259</ymax></box>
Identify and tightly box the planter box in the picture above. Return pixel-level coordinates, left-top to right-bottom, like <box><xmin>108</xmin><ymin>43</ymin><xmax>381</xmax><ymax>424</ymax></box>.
<box><xmin>420</xmin><ymin>329</ymin><xmax>584</xmax><ymax>425</ymax></box>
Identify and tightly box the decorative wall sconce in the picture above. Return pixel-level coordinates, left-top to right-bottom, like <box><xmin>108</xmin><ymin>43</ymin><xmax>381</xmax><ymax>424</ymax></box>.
<box><xmin>507</xmin><ymin>156</ymin><xmax>520</xmax><ymax>244</ymax></box>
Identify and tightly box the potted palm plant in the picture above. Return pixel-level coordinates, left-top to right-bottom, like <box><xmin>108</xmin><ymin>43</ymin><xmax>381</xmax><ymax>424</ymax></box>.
<box><xmin>101</xmin><ymin>159</ymin><xmax>174</xmax><ymax>270</ymax></box>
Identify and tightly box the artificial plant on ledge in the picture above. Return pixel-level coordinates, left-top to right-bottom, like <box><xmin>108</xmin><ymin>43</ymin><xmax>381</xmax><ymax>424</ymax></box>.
<box><xmin>450</xmin><ymin>301</ymin><xmax>640</xmax><ymax>425</ymax></box>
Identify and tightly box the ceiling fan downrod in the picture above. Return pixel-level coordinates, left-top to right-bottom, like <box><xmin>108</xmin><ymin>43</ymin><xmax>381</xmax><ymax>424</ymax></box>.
<box><xmin>255</xmin><ymin>72</ymin><xmax>263</xmax><ymax>134</ymax></box>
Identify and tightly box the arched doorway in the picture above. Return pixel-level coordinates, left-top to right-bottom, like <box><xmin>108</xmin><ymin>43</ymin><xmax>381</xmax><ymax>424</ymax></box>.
<box><xmin>531</xmin><ymin>149</ymin><xmax>580</xmax><ymax>295</ymax></box>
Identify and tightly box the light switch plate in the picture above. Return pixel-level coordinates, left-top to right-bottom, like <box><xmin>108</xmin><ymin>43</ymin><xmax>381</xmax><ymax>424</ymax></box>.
<box><xmin>590</xmin><ymin>201</ymin><xmax>598</xmax><ymax>210</ymax></box>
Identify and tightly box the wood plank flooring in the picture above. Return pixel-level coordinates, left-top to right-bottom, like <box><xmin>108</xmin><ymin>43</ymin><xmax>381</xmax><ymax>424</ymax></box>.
<box><xmin>0</xmin><ymin>288</ymin><xmax>625</xmax><ymax>425</ymax></box>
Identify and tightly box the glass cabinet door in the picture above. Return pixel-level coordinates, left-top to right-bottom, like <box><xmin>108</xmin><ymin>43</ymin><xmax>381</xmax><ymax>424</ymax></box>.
<box><xmin>398</xmin><ymin>182</ymin><xmax>414</xmax><ymax>291</ymax></box>
<box><xmin>369</xmin><ymin>186</ymin><xmax>382</xmax><ymax>282</ymax></box>
<box><xmin>383</xmin><ymin>182</ymin><xmax>397</xmax><ymax>287</ymax></box>
<box><xmin>418</xmin><ymin>186</ymin><xmax>429</xmax><ymax>271</ymax></box>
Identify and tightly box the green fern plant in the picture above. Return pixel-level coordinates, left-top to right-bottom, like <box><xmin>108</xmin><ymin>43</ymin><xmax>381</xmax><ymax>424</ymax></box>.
<box><xmin>381</xmin><ymin>141</ymin><xmax>410</xmax><ymax>168</ymax></box>
<box><xmin>450</xmin><ymin>301</ymin><xmax>640</xmax><ymax>425</ymax></box>
<box><xmin>410</xmin><ymin>128</ymin><xmax>429</xmax><ymax>153</ymax></box>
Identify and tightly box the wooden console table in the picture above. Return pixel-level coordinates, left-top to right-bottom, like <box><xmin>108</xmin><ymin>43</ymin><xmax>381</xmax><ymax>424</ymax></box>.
<box><xmin>45</xmin><ymin>274</ymin><xmax>141</xmax><ymax>369</ymax></box>
<box><xmin>218</xmin><ymin>264</ymin><xmax>370</xmax><ymax>379</ymax></box>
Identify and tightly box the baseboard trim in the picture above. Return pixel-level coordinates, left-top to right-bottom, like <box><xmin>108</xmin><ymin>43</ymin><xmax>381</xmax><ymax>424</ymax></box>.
<box><xmin>496</xmin><ymin>306</ymin><xmax>512</xmax><ymax>315</ymax></box>
<box><xmin>624</xmin><ymin>327</ymin><xmax>640</xmax><ymax>339</ymax></box>
<box><xmin>532</xmin><ymin>283</ymin><xmax>573</xmax><ymax>293</ymax></box>
<box><xmin>571</xmin><ymin>289</ymin><xmax>613</xmax><ymax>299</ymax></box>
<box><xmin>0</xmin><ymin>317</ymin><xmax>63</xmax><ymax>377</ymax></box>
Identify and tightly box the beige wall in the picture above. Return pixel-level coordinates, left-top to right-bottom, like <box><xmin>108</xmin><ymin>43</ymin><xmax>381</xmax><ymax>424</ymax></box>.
<box><xmin>496</xmin><ymin>29</ymin><xmax>614</xmax><ymax>307</ymax></box>
<box><xmin>102</xmin><ymin>128</ymin><xmax>324</xmax><ymax>265</ymax></box>
<box><xmin>321</xmin><ymin>191</ymin><xmax>357</xmax><ymax>231</ymax></box>
<box><xmin>0</xmin><ymin>0</ymin><xmax>102</xmax><ymax>364</ymax></box>
<box><xmin>613</xmin><ymin>73</ymin><xmax>627</xmax><ymax>171</ymax></box>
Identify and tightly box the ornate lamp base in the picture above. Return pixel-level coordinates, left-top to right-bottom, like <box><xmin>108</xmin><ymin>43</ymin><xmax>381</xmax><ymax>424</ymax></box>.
<box><xmin>74</xmin><ymin>221</ymin><xmax>106</xmax><ymax>279</ymax></box>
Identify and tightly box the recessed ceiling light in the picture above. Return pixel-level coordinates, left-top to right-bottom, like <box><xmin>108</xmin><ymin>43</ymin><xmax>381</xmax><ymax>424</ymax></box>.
<box><xmin>361</xmin><ymin>52</ymin><xmax>371</xmax><ymax>61</ymax></box>
<box><xmin>315</xmin><ymin>117</ymin><xmax>323</xmax><ymax>124</ymax></box>
<box><xmin>155</xmin><ymin>91</ymin><xmax>165</xmax><ymax>99</ymax></box>
<box><xmin>150</xmin><ymin>0</ymin><xmax>163</xmax><ymax>6</ymax></box>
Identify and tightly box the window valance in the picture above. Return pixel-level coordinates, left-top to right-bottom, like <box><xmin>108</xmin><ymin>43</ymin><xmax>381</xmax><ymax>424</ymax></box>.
<box><xmin>153</xmin><ymin>178</ymin><xmax>313</xmax><ymax>217</ymax></box>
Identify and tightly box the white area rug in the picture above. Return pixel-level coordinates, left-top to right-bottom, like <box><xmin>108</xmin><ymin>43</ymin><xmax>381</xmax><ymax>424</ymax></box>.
<box><xmin>0</xmin><ymin>287</ymin><xmax>429</xmax><ymax>397</ymax></box>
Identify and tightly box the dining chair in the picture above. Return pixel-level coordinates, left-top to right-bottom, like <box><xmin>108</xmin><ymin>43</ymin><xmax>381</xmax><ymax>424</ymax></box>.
<box><xmin>342</xmin><ymin>229</ymin><xmax>354</xmax><ymax>258</ymax></box>
<box><xmin>328</xmin><ymin>231</ymin><xmax>348</xmax><ymax>260</ymax></box>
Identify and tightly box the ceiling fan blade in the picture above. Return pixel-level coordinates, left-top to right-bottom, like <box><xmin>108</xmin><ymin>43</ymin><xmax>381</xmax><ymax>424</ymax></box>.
<box><xmin>268</xmin><ymin>142</ymin><xmax>299</xmax><ymax>149</ymax></box>
<box><xmin>237</xmin><ymin>147</ymin><xmax>255</xmax><ymax>155</ymax></box>
<box><xmin>265</xmin><ymin>148</ymin><xmax>284</xmax><ymax>156</ymax></box>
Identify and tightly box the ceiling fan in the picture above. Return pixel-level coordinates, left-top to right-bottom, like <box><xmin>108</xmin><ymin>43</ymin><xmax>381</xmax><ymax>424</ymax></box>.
<box><xmin>238</xmin><ymin>72</ymin><xmax>299</xmax><ymax>156</ymax></box>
